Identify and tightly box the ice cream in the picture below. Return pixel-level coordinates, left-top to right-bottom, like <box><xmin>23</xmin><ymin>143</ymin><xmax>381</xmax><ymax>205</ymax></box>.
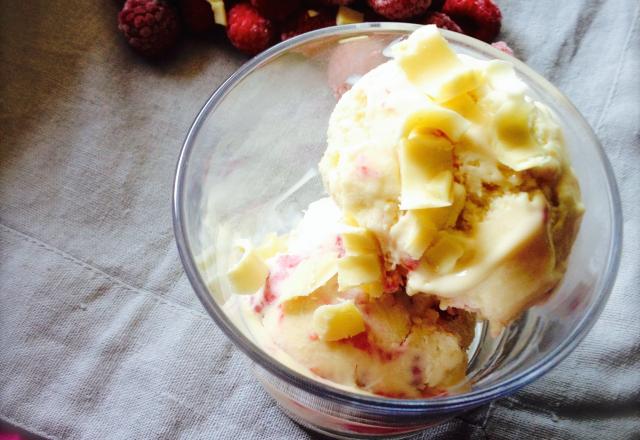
<box><xmin>221</xmin><ymin>25</ymin><xmax>583</xmax><ymax>398</ymax></box>
<box><xmin>319</xmin><ymin>25</ymin><xmax>583</xmax><ymax>334</ymax></box>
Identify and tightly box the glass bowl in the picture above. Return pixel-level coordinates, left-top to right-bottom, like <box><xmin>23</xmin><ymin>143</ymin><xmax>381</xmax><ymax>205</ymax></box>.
<box><xmin>173</xmin><ymin>23</ymin><xmax>622</xmax><ymax>439</ymax></box>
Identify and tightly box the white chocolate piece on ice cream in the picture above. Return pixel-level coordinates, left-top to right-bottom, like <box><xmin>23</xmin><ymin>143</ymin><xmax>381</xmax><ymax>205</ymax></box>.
<box><xmin>312</xmin><ymin>300</ymin><xmax>366</xmax><ymax>341</ymax></box>
<box><xmin>392</xmin><ymin>25</ymin><xmax>483</xmax><ymax>102</ymax></box>
<box><xmin>226</xmin><ymin>241</ymin><xmax>269</xmax><ymax>294</ymax></box>
<box><xmin>278</xmin><ymin>252</ymin><xmax>339</xmax><ymax>304</ymax></box>
<box><xmin>337</xmin><ymin>226</ymin><xmax>384</xmax><ymax>297</ymax></box>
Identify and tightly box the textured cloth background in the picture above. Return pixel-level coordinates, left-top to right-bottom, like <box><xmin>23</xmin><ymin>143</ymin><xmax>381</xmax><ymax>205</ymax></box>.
<box><xmin>1</xmin><ymin>1</ymin><xmax>638</xmax><ymax>439</ymax></box>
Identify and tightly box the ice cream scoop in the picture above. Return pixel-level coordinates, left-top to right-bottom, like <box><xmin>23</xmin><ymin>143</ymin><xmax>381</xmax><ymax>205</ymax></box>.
<box><xmin>222</xmin><ymin>25</ymin><xmax>583</xmax><ymax>397</ymax></box>
<box><xmin>319</xmin><ymin>25</ymin><xmax>583</xmax><ymax>334</ymax></box>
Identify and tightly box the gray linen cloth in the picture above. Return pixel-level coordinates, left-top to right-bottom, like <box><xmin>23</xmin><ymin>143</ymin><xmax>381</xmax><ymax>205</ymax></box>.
<box><xmin>1</xmin><ymin>0</ymin><xmax>638</xmax><ymax>438</ymax></box>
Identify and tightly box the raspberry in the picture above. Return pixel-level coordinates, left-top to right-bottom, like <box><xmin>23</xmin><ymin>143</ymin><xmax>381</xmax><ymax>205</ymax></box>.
<box><xmin>118</xmin><ymin>0</ymin><xmax>181</xmax><ymax>58</ymax></box>
<box><xmin>442</xmin><ymin>0</ymin><xmax>501</xmax><ymax>42</ymax></box>
<box><xmin>491</xmin><ymin>41</ymin><xmax>514</xmax><ymax>56</ymax></box>
<box><xmin>422</xmin><ymin>11</ymin><xmax>462</xmax><ymax>33</ymax></box>
<box><xmin>181</xmin><ymin>0</ymin><xmax>215</xmax><ymax>34</ymax></box>
<box><xmin>227</xmin><ymin>3</ymin><xmax>276</xmax><ymax>55</ymax></box>
<box><xmin>366</xmin><ymin>0</ymin><xmax>432</xmax><ymax>20</ymax></box>
<box><xmin>250</xmin><ymin>0</ymin><xmax>300</xmax><ymax>22</ymax></box>
<box><xmin>281</xmin><ymin>9</ymin><xmax>336</xmax><ymax>41</ymax></box>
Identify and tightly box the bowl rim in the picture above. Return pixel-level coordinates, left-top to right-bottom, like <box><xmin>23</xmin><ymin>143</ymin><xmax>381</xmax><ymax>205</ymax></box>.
<box><xmin>172</xmin><ymin>22</ymin><xmax>623</xmax><ymax>413</ymax></box>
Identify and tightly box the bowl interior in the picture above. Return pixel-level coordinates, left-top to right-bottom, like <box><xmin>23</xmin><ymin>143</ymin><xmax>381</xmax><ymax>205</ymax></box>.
<box><xmin>174</xmin><ymin>24</ymin><xmax>621</xmax><ymax>410</ymax></box>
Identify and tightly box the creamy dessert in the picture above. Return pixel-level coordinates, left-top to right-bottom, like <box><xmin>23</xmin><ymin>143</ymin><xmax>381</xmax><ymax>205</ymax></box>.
<box><xmin>222</xmin><ymin>26</ymin><xmax>583</xmax><ymax>398</ymax></box>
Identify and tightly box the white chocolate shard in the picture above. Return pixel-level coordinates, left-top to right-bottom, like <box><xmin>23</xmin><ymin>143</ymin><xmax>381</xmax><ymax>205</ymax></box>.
<box><xmin>312</xmin><ymin>300</ymin><xmax>365</xmax><ymax>341</ymax></box>
<box><xmin>337</xmin><ymin>227</ymin><xmax>384</xmax><ymax>296</ymax></box>
<box><xmin>390</xmin><ymin>182</ymin><xmax>465</xmax><ymax>261</ymax></box>
<box><xmin>390</xmin><ymin>210</ymin><xmax>438</xmax><ymax>260</ymax></box>
<box><xmin>392</xmin><ymin>25</ymin><xmax>483</xmax><ymax>102</ymax></box>
<box><xmin>207</xmin><ymin>0</ymin><xmax>227</xmax><ymax>26</ymax></box>
<box><xmin>336</xmin><ymin>6</ymin><xmax>364</xmax><ymax>25</ymax></box>
<box><xmin>278</xmin><ymin>252</ymin><xmax>339</xmax><ymax>303</ymax></box>
<box><xmin>338</xmin><ymin>254</ymin><xmax>382</xmax><ymax>291</ymax></box>
<box><xmin>255</xmin><ymin>234</ymin><xmax>288</xmax><ymax>261</ymax></box>
<box><xmin>402</xmin><ymin>105</ymin><xmax>470</xmax><ymax>142</ymax></box>
<box><xmin>399</xmin><ymin>132</ymin><xmax>454</xmax><ymax>209</ymax></box>
<box><xmin>227</xmin><ymin>241</ymin><xmax>269</xmax><ymax>294</ymax></box>
<box><xmin>423</xmin><ymin>232</ymin><xmax>466</xmax><ymax>274</ymax></box>
<box><xmin>484</xmin><ymin>60</ymin><xmax>527</xmax><ymax>96</ymax></box>
<box><xmin>341</xmin><ymin>227</ymin><xmax>379</xmax><ymax>255</ymax></box>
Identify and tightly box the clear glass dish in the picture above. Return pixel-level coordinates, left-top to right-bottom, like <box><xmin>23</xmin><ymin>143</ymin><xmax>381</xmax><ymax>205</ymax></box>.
<box><xmin>173</xmin><ymin>23</ymin><xmax>622</xmax><ymax>439</ymax></box>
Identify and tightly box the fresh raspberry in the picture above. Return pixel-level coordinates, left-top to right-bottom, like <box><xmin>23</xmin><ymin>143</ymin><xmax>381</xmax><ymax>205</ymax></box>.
<box><xmin>250</xmin><ymin>0</ymin><xmax>300</xmax><ymax>22</ymax></box>
<box><xmin>181</xmin><ymin>0</ymin><xmax>215</xmax><ymax>34</ymax></box>
<box><xmin>118</xmin><ymin>0</ymin><xmax>181</xmax><ymax>58</ymax></box>
<box><xmin>366</xmin><ymin>0</ymin><xmax>432</xmax><ymax>20</ymax></box>
<box><xmin>491</xmin><ymin>40</ymin><xmax>514</xmax><ymax>56</ymax></box>
<box><xmin>226</xmin><ymin>3</ymin><xmax>276</xmax><ymax>55</ymax></box>
<box><xmin>442</xmin><ymin>0</ymin><xmax>501</xmax><ymax>42</ymax></box>
<box><xmin>281</xmin><ymin>9</ymin><xmax>336</xmax><ymax>41</ymax></box>
<box><xmin>422</xmin><ymin>11</ymin><xmax>462</xmax><ymax>33</ymax></box>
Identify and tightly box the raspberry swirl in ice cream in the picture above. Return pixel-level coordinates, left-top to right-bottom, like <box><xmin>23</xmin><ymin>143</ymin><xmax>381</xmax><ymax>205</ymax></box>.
<box><xmin>221</xmin><ymin>26</ymin><xmax>583</xmax><ymax>399</ymax></box>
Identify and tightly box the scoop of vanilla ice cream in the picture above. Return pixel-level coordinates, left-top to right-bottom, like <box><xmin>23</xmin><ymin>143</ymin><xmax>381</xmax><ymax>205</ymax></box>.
<box><xmin>319</xmin><ymin>25</ymin><xmax>583</xmax><ymax>334</ymax></box>
<box><xmin>222</xmin><ymin>26</ymin><xmax>584</xmax><ymax>398</ymax></box>
<box><xmin>251</xmin><ymin>197</ymin><xmax>475</xmax><ymax>398</ymax></box>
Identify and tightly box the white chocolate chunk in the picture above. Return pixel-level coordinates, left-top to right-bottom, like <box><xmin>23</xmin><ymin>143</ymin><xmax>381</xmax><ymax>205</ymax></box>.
<box><xmin>402</xmin><ymin>105</ymin><xmax>470</xmax><ymax>142</ymax></box>
<box><xmin>420</xmin><ymin>182</ymin><xmax>467</xmax><ymax>229</ymax></box>
<box><xmin>312</xmin><ymin>300</ymin><xmax>365</xmax><ymax>341</ymax></box>
<box><xmin>392</xmin><ymin>25</ymin><xmax>483</xmax><ymax>102</ymax></box>
<box><xmin>341</xmin><ymin>227</ymin><xmax>379</xmax><ymax>255</ymax></box>
<box><xmin>359</xmin><ymin>281</ymin><xmax>384</xmax><ymax>298</ymax></box>
<box><xmin>484</xmin><ymin>60</ymin><xmax>527</xmax><ymax>95</ymax></box>
<box><xmin>493</xmin><ymin>97</ymin><xmax>547</xmax><ymax>171</ymax></box>
<box><xmin>338</xmin><ymin>254</ymin><xmax>382</xmax><ymax>290</ymax></box>
<box><xmin>207</xmin><ymin>0</ymin><xmax>227</xmax><ymax>26</ymax></box>
<box><xmin>255</xmin><ymin>234</ymin><xmax>288</xmax><ymax>261</ymax></box>
<box><xmin>336</xmin><ymin>6</ymin><xmax>364</xmax><ymax>25</ymax></box>
<box><xmin>390</xmin><ymin>210</ymin><xmax>438</xmax><ymax>260</ymax></box>
<box><xmin>278</xmin><ymin>252</ymin><xmax>338</xmax><ymax>303</ymax></box>
<box><xmin>390</xmin><ymin>182</ymin><xmax>465</xmax><ymax>260</ymax></box>
<box><xmin>399</xmin><ymin>132</ymin><xmax>454</xmax><ymax>209</ymax></box>
<box><xmin>440</xmin><ymin>182</ymin><xmax>467</xmax><ymax>228</ymax></box>
<box><xmin>227</xmin><ymin>241</ymin><xmax>269</xmax><ymax>294</ymax></box>
<box><xmin>424</xmin><ymin>233</ymin><xmax>466</xmax><ymax>274</ymax></box>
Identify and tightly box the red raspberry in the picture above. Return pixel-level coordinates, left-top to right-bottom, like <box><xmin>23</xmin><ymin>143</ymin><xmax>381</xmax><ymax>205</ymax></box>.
<box><xmin>422</xmin><ymin>11</ymin><xmax>462</xmax><ymax>33</ymax></box>
<box><xmin>181</xmin><ymin>0</ymin><xmax>215</xmax><ymax>34</ymax></box>
<box><xmin>491</xmin><ymin>41</ymin><xmax>514</xmax><ymax>56</ymax></box>
<box><xmin>118</xmin><ymin>0</ymin><xmax>181</xmax><ymax>58</ymax></box>
<box><xmin>366</xmin><ymin>0</ymin><xmax>432</xmax><ymax>20</ymax></box>
<box><xmin>250</xmin><ymin>0</ymin><xmax>300</xmax><ymax>22</ymax></box>
<box><xmin>227</xmin><ymin>3</ymin><xmax>276</xmax><ymax>55</ymax></box>
<box><xmin>442</xmin><ymin>0</ymin><xmax>501</xmax><ymax>42</ymax></box>
<box><xmin>281</xmin><ymin>9</ymin><xmax>336</xmax><ymax>41</ymax></box>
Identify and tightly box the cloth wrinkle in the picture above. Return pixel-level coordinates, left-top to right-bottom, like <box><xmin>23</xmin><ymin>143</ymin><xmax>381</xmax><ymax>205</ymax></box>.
<box><xmin>594</xmin><ymin>1</ymin><xmax>640</xmax><ymax>135</ymax></box>
<box><xmin>0</xmin><ymin>222</ymin><xmax>209</xmax><ymax>321</ymax></box>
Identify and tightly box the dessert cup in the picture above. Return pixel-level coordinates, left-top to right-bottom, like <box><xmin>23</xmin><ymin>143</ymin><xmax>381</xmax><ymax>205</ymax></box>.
<box><xmin>173</xmin><ymin>23</ymin><xmax>622</xmax><ymax>439</ymax></box>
